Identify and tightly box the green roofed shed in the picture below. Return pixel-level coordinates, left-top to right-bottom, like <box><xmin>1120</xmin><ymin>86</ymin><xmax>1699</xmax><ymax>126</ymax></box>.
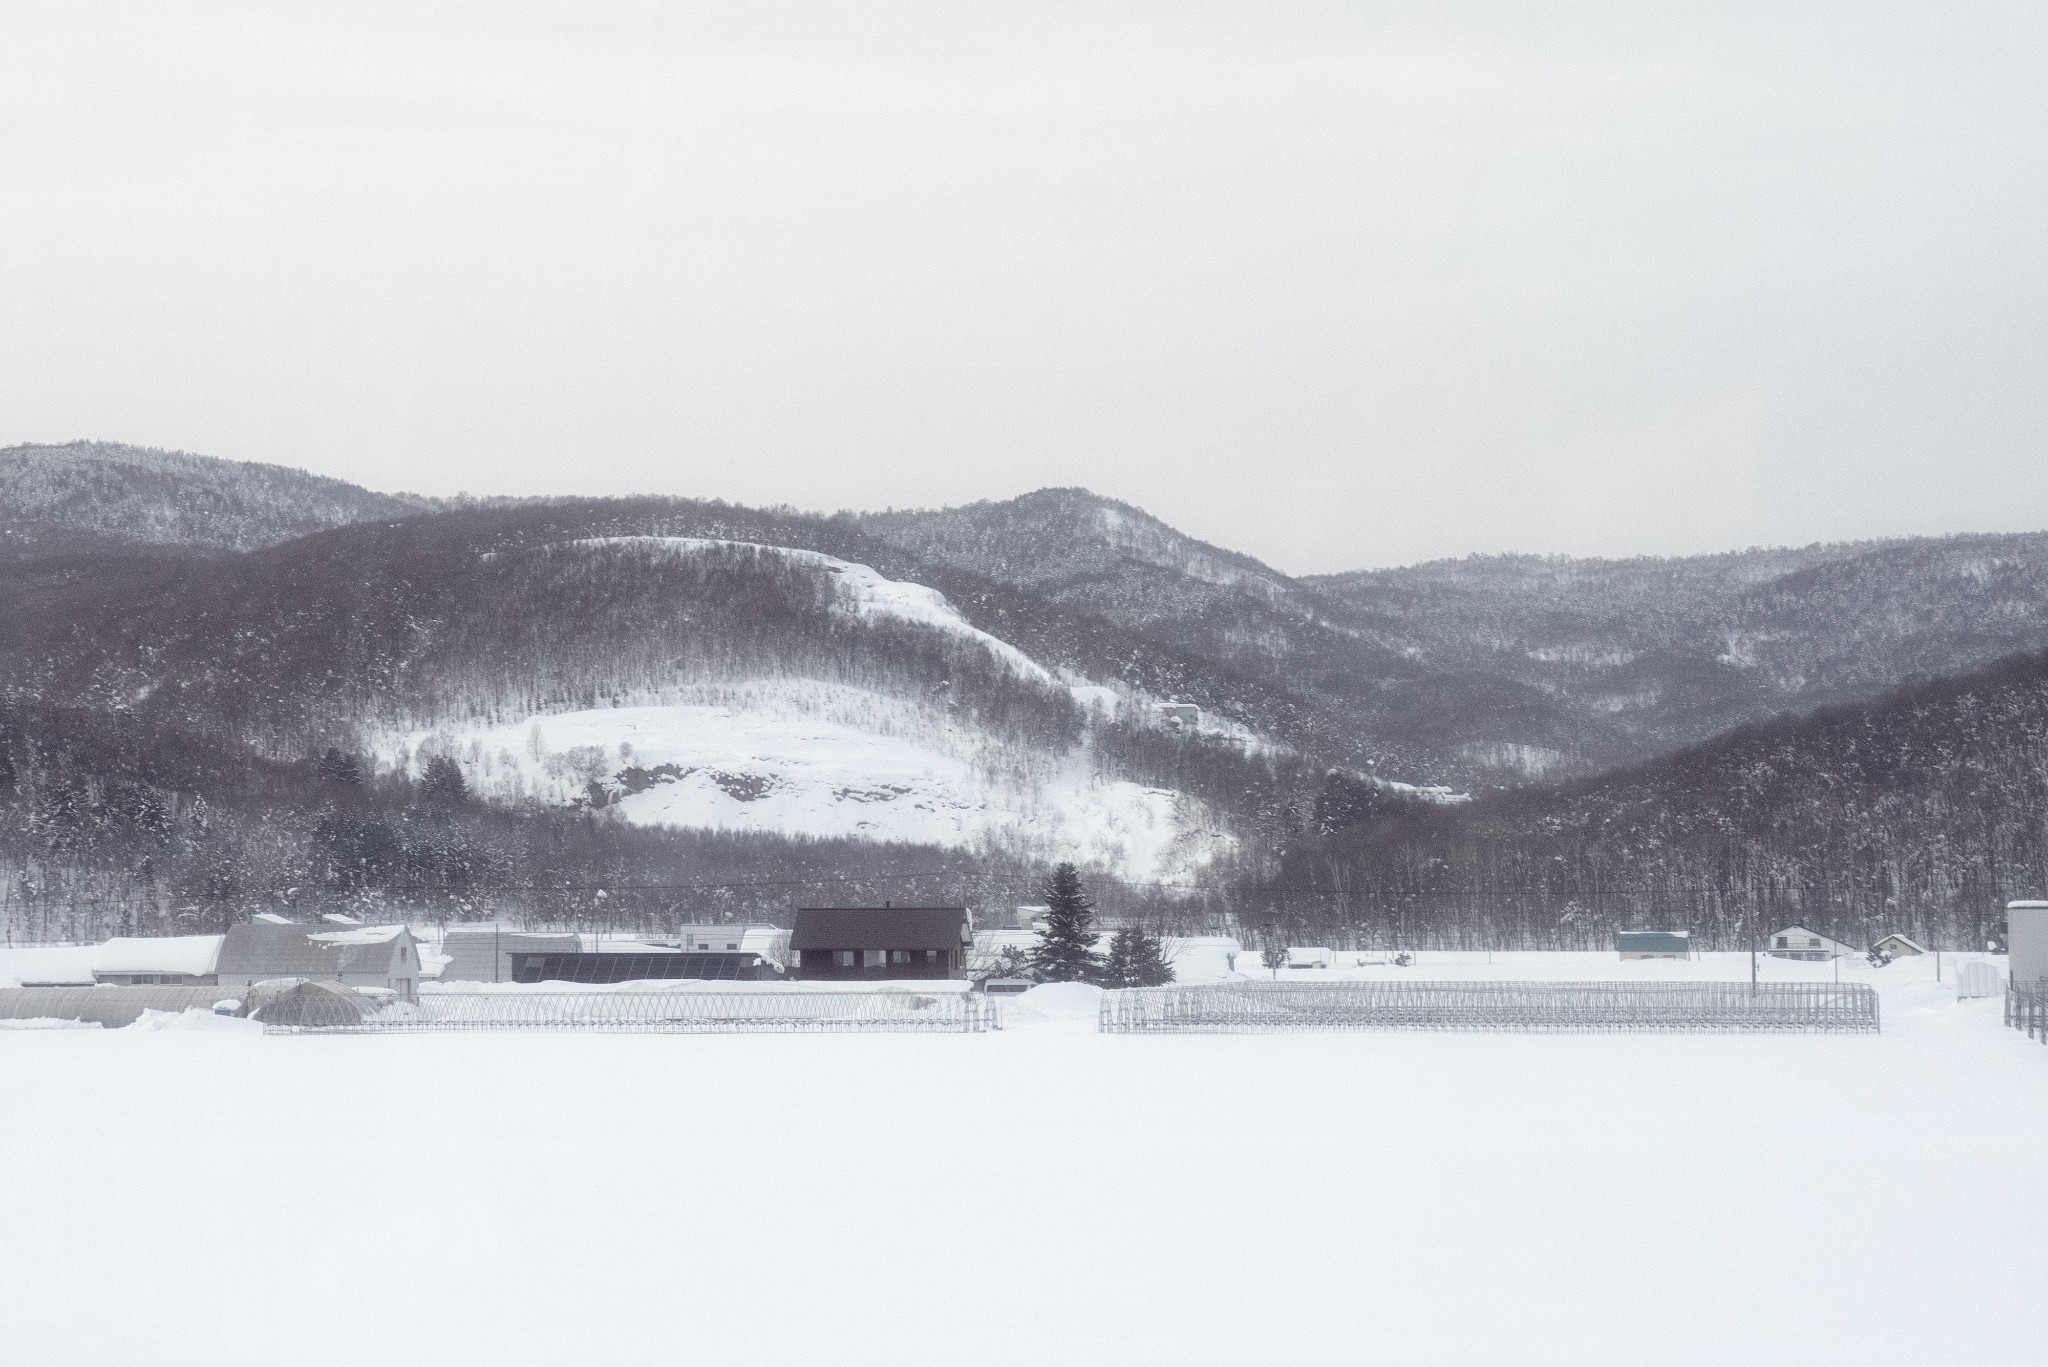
<box><xmin>1616</xmin><ymin>930</ymin><xmax>1691</xmax><ymax>959</ymax></box>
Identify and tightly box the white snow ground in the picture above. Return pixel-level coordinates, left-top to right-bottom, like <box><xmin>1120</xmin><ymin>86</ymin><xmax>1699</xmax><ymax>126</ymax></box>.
<box><xmin>4</xmin><ymin>953</ymin><xmax>2042</xmax><ymax>1367</ymax></box>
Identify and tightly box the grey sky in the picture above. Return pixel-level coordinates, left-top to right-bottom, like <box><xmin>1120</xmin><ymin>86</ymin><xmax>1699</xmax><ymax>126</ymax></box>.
<box><xmin>3</xmin><ymin>2</ymin><xmax>2043</xmax><ymax>573</ymax></box>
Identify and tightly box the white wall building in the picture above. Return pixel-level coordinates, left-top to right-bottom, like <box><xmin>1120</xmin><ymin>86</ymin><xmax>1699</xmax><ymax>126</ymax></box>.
<box><xmin>2008</xmin><ymin>901</ymin><xmax>2048</xmax><ymax>991</ymax></box>
<box><xmin>1764</xmin><ymin>926</ymin><xmax>1858</xmax><ymax>962</ymax></box>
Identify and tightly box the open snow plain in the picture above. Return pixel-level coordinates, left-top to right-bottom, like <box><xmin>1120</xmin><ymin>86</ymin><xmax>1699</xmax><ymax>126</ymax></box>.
<box><xmin>4</xmin><ymin>955</ymin><xmax>2045</xmax><ymax>1367</ymax></box>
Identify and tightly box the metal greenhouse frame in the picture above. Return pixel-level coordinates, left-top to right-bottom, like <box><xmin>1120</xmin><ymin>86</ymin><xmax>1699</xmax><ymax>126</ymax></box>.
<box><xmin>268</xmin><ymin>989</ymin><xmax>1001</xmax><ymax>1034</ymax></box>
<box><xmin>1099</xmin><ymin>980</ymin><xmax>1880</xmax><ymax>1035</ymax></box>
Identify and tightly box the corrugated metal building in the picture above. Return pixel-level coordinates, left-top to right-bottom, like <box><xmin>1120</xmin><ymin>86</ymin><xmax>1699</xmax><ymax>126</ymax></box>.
<box><xmin>215</xmin><ymin>922</ymin><xmax>420</xmax><ymax>998</ymax></box>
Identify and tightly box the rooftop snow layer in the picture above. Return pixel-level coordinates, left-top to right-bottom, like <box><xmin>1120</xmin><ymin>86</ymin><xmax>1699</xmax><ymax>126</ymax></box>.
<box><xmin>305</xmin><ymin>925</ymin><xmax>409</xmax><ymax>947</ymax></box>
<box><xmin>93</xmin><ymin>935</ymin><xmax>225</xmax><ymax>976</ymax></box>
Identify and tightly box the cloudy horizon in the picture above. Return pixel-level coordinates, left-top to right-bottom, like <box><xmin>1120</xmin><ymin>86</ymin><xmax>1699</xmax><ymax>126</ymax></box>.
<box><xmin>4</xmin><ymin>2</ymin><xmax>2043</xmax><ymax>574</ymax></box>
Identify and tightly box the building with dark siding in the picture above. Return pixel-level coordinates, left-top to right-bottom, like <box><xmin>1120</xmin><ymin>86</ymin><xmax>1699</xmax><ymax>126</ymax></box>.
<box><xmin>789</xmin><ymin>907</ymin><xmax>971</xmax><ymax>980</ymax></box>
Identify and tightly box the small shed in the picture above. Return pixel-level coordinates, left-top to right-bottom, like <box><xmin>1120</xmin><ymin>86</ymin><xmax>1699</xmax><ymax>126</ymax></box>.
<box><xmin>2009</xmin><ymin>901</ymin><xmax>2048</xmax><ymax>992</ymax></box>
<box><xmin>1872</xmin><ymin>934</ymin><xmax>1927</xmax><ymax>960</ymax></box>
<box><xmin>790</xmin><ymin>906</ymin><xmax>971</xmax><ymax>980</ymax></box>
<box><xmin>1617</xmin><ymin>930</ymin><xmax>1691</xmax><ymax>961</ymax></box>
<box><xmin>1764</xmin><ymin>926</ymin><xmax>1857</xmax><ymax>962</ymax></box>
<box><xmin>1285</xmin><ymin>947</ymin><xmax>1334</xmax><ymax>969</ymax></box>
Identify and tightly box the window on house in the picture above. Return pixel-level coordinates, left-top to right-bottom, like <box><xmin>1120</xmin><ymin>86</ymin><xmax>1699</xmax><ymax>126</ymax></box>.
<box><xmin>862</xmin><ymin>949</ymin><xmax>886</xmax><ymax>967</ymax></box>
<box><xmin>833</xmin><ymin>950</ymin><xmax>855</xmax><ymax>967</ymax></box>
<box><xmin>888</xmin><ymin>950</ymin><xmax>910</xmax><ymax>965</ymax></box>
<box><xmin>925</xmin><ymin>950</ymin><xmax>939</xmax><ymax>962</ymax></box>
<box><xmin>1774</xmin><ymin>936</ymin><xmax>1788</xmax><ymax>948</ymax></box>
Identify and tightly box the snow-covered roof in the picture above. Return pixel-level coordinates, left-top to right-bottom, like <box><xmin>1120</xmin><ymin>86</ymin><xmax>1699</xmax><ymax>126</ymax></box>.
<box><xmin>0</xmin><ymin>945</ymin><xmax>98</xmax><ymax>987</ymax></box>
<box><xmin>218</xmin><ymin>922</ymin><xmax>414</xmax><ymax>977</ymax></box>
<box><xmin>1876</xmin><ymin>934</ymin><xmax>1928</xmax><ymax>952</ymax></box>
<box><xmin>791</xmin><ymin>907</ymin><xmax>969</xmax><ymax>951</ymax></box>
<box><xmin>93</xmin><ymin>935</ymin><xmax>224</xmax><ymax>976</ymax></box>
<box><xmin>306</xmin><ymin>925</ymin><xmax>409</xmax><ymax>947</ymax></box>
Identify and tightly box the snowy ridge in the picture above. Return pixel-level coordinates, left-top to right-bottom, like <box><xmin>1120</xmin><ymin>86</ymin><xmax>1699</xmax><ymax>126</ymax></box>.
<box><xmin>565</xmin><ymin>537</ymin><xmax>1052</xmax><ymax>682</ymax></box>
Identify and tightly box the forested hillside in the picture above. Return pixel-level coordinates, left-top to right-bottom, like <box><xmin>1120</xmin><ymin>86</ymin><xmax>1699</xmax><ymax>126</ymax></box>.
<box><xmin>1310</xmin><ymin>532</ymin><xmax>2048</xmax><ymax>771</ymax></box>
<box><xmin>861</xmin><ymin>489</ymin><xmax>1605</xmax><ymax>783</ymax></box>
<box><xmin>0</xmin><ymin>495</ymin><xmax>1315</xmax><ymax>938</ymax></box>
<box><xmin>6</xmin><ymin>443</ymin><xmax>2048</xmax><ymax>950</ymax></box>
<box><xmin>864</xmin><ymin>491</ymin><xmax>2048</xmax><ymax>785</ymax></box>
<box><xmin>1262</xmin><ymin>647</ymin><xmax>2048</xmax><ymax>953</ymax></box>
<box><xmin>0</xmin><ymin>441</ymin><xmax>435</xmax><ymax>558</ymax></box>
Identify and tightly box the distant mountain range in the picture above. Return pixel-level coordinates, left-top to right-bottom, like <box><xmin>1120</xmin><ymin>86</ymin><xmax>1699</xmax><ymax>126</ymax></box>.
<box><xmin>3</xmin><ymin>439</ymin><xmax>2045</xmax><ymax>940</ymax></box>
<box><xmin>0</xmin><ymin>440</ymin><xmax>436</xmax><ymax>558</ymax></box>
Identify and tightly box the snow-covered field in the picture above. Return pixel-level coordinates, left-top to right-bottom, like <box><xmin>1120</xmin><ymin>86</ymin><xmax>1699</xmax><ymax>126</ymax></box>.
<box><xmin>4</xmin><ymin>955</ymin><xmax>2044</xmax><ymax>1367</ymax></box>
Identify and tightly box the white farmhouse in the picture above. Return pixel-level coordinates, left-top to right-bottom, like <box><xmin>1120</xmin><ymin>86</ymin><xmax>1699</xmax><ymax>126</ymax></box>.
<box><xmin>1764</xmin><ymin>926</ymin><xmax>1857</xmax><ymax>962</ymax></box>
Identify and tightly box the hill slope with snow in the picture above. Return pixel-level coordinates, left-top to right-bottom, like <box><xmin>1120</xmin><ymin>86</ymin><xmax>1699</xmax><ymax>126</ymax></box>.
<box><xmin>0</xmin><ymin>440</ymin><xmax>434</xmax><ymax>559</ymax></box>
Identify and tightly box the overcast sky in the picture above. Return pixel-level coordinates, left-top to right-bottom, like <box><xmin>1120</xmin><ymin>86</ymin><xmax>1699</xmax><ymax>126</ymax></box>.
<box><xmin>3</xmin><ymin>2</ymin><xmax>2043</xmax><ymax>573</ymax></box>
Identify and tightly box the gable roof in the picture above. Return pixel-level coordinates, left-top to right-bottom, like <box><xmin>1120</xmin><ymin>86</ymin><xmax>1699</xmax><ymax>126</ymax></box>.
<box><xmin>790</xmin><ymin>907</ymin><xmax>968</xmax><ymax>952</ymax></box>
<box><xmin>217</xmin><ymin>923</ymin><xmax>414</xmax><ymax>977</ymax></box>
<box><xmin>1876</xmin><ymin>933</ymin><xmax>1928</xmax><ymax>952</ymax></box>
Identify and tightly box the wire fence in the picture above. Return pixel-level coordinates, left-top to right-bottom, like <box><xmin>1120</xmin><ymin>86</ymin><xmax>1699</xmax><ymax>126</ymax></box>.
<box><xmin>266</xmin><ymin>989</ymin><xmax>1002</xmax><ymax>1035</ymax></box>
<box><xmin>2006</xmin><ymin>979</ymin><xmax>2048</xmax><ymax>1045</ymax></box>
<box><xmin>1099</xmin><ymin>980</ymin><xmax>1881</xmax><ymax>1035</ymax></box>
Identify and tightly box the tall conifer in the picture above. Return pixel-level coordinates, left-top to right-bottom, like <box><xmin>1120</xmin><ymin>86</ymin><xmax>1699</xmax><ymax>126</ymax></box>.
<box><xmin>1029</xmin><ymin>862</ymin><xmax>1105</xmax><ymax>982</ymax></box>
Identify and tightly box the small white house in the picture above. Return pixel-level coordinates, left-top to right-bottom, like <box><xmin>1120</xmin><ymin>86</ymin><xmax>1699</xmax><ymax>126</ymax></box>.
<box><xmin>1873</xmin><ymin>934</ymin><xmax>1927</xmax><ymax>960</ymax></box>
<box><xmin>1764</xmin><ymin>926</ymin><xmax>1857</xmax><ymax>962</ymax></box>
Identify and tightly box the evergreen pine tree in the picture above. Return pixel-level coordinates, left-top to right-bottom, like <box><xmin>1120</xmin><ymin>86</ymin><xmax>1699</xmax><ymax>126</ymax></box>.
<box><xmin>1028</xmin><ymin>862</ymin><xmax>1105</xmax><ymax>983</ymax></box>
<box><xmin>1103</xmin><ymin>925</ymin><xmax>1141</xmax><ymax>987</ymax></box>
<box><xmin>1130</xmin><ymin>927</ymin><xmax>1176</xmax><ymax>986</ymax></box>
<box><xmin>1103</xmin><ymin>924</ymin><xmax>1178</xmax><ymax>987</ymax></box>
<box><xmin>316</xmin><ymin>747</ymin><xmax>363</xmax><ymax>786</ymax></box>
<box><xmin>421</xmin><ymin>755</ymin><xmax>468</xmax><ymax>802</ymax></box>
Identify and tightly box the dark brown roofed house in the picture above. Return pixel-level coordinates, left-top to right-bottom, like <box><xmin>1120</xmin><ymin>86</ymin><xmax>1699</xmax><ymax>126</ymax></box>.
<box><xmin>789</xmin><ymin>907</ymin><xmax>970</xmax><ymax>980</ymax></box>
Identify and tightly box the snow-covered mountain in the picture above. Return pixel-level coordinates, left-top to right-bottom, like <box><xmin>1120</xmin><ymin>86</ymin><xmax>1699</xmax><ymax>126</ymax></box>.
<box><xmin>367</xmin><ymin>537</ymin><xmax>1238</xmax><ymax>878</ymax></box>
<box><xmin>0</xmin><ymin>440</ymin><xmax>434</xmax><ymax>558</ymax></box>
<box><xmin>0</xmin><ymin>505</ymin><xmax>1260</xmax><ymax>882</ymax></box>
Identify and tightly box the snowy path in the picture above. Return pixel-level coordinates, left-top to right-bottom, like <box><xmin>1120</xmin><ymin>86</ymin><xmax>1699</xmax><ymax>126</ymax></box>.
<box><xmin>3</xmin><ymin>974</ymin><xmax>2044</xmax><ymax>1365</ymax></box>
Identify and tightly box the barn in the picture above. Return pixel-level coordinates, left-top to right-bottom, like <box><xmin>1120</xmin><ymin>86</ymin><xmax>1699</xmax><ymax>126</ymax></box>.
<box><xmin>789</xmin><ymin>907</ymin><xmax>971</xmax><ymax>980</ymax></box>
<box><xmin>214</xmin><ymin>921</ymin><xmax>421</xmax><ymax>998</ymax></box>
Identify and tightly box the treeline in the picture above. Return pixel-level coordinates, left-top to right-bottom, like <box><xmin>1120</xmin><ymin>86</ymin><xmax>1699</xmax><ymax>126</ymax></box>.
<box><xmin>0</xmin><ymin>699</ymin><xmax>1242</xmax><ymax>945</ymax></box>
<box><xmin>1246</xmin><ymin>649</ymin><xmax>2048</xmax><ymax>951</ymax></box>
